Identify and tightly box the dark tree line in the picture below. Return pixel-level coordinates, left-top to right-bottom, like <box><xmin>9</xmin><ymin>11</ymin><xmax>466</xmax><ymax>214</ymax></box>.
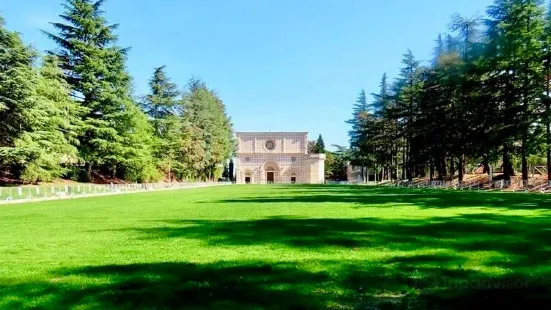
<box><xmin>348</xmin><ymin>0</ymin><xmax>551</xmax><ymax>186</ymax></box>
<box><xmin>0</xmin><ymin>0</ymin><xmax>235</xmax><ymax>183</ymax></box>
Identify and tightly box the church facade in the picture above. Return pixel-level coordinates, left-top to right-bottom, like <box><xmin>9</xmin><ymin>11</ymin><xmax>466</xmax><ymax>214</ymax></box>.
<box><xmin>235</xmin><ymin>132</ymin><xmax>325</xmax><ymax>184</ymax></box>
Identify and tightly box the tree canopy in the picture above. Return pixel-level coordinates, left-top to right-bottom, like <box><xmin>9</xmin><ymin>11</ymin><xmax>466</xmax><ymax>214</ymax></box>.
<box><xmin>0</xmin><ymin>1</ymin><xmax>235</xmax><ymax>184</ymax></box>
<box><xmin>347</xmin><ymin>0</ymin><xmax>551</xmax><ymax>186</ymax></box>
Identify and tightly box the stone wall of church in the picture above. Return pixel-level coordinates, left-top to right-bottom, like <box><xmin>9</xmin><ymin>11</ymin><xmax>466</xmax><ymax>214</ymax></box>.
<box><xmin>309</xmin><ymin>154</ymin><xmax>326</xmax><ymax>184</ymax></box>
<box><xmin>236</xmin><ymin>132</ymin><xmax>308</xmax><ymax>154</ymax></box>
<box><xmin>236</xmin><ymin>154</ymin><xmax>310</xmax><ymax>184</ymax></box>
<box><xmin>235</xmin><ymin>132</ymin><xmax>325</xmax><ymax>184</ymax></box>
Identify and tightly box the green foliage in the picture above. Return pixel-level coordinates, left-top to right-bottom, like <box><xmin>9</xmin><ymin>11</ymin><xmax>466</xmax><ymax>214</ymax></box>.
<box><xmin>0</xmin><ymin>21</ymin><xmax>37</xmax><ymax>167</ymax></box>
<box><xmin>310</xmin><ymin>134</ymin><xmax>326</xmax><ymax>154</ymax></box>
<box><xmin>15</xmin><ymin>56</ymin><xmax>84</xmax><ymax>183</ymax></box>
<box><xmin>143</xmin><ymin>65</ymin><xmax>181</xmax><ymax>133</ymax></box>
<box><xmin>45</xmin><ymin>0</ymin><xmax>157</xmax><ymax>181</ymax></box>
<box><xmin>143</xmin><ymin>66</ymin><xmax>183</xmax><ymax>181</ymax></box>
<box><xmin>349</xmin><ymin>0</ymin><xmax>551</xmax><ymax>183</ymax></box>
<box><xmin>2</xmin><ymin>3</ymin><xmax>236</xmax><ymax>184</ymax></box>
<box><xmin>180</xmin><ymin>79</ymin><xmax>236</xmax><ymax>180</ymax></box>
<box><xmin>324</xmin><ymin>152</ymin><xmax>348</xmax><ymax>181</ymax></box>
<box><xmin>0</xmin><ymin>20</ymin><xmax>83</xmax><ymax>183</ymax></box>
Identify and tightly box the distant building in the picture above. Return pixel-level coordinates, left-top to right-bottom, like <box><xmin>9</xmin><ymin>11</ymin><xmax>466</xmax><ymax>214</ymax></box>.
<box><xmin>346</xmin><ymin>163</ymin><xmax>378</xmax><ymax>183</ymax></box>
<box><xmin>235</xmin><ymin>132</ymin><xmax>325</xmax><ymax>184</ymax></box>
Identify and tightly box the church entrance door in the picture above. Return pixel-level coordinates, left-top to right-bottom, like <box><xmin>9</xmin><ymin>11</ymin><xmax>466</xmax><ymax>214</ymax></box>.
<box><xmin>267</xmin><ymin>172</ymin><xmax>275</xmax><ymax>184</ymax></box>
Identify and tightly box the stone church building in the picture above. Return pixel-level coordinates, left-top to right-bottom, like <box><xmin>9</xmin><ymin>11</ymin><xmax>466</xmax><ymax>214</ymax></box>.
<box><xmin>235</xmin><ymin>132</ymin><xmax>326</xmax><ymax>184</ymax></box>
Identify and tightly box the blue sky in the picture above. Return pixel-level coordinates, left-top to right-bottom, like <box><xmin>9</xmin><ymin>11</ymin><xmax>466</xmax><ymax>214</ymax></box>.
<box><xmin>2</xmin><ymin>0</ymin><xmax>493</xmax><ymax>148</ymax></box>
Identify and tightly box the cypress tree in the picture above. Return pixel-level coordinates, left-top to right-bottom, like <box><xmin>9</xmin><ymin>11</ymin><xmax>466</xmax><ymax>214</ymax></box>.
<box><xmin>315</xmin><ymin>135</ymin><xmax>326</xmax><ymax>153</ymax></box>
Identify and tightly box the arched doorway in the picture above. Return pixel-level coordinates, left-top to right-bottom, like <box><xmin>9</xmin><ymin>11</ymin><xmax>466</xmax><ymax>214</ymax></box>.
<box><xmin>263</xmin><ymin>161</ymin><xmax>279</xmax><ymax>184</ymax></box>
<box><xmin>290</xmin><ymin>172</ymin><xmax>297</xmax><ymax>184</ymax></box>
<box><xmin>266</xmin><ymin>166</ymin><xmax>275</xmax><ymax>184</ymax></box>
<box><xmin>244</xmin><ymin>170</ymin><xmax>253</xmax><ymax>184</ymax></box>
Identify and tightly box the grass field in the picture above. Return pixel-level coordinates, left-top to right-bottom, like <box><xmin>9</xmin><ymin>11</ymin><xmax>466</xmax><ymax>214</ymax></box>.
<box><xmin>1</xmin><ymin>185</ymin><xmax>550</xmax><ymax>309</ymax></box>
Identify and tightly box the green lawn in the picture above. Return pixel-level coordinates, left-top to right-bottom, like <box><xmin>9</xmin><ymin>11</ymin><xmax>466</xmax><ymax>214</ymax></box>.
<box><xmin>1</xmin><ymin>185</ymin><xmax>550</xmax><ymax>309</ymax></box>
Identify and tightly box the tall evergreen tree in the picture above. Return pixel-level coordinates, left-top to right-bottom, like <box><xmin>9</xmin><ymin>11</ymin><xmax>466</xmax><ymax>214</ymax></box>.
<box><xmin>313</xmin><ymin>134</ymin><xmax>326</xmax><ymax>153</ymax></box>
<box><xmin>16</xmin><ymin>56</ymin><xmax>84</xmax><ymax>182</ymax></box>
<box><xmin>143</xmin><ymin>65</ymin><xmax>180</xmax><ymax>133</ymax></box>
<box><xmin>181</xmin><ymin>78</ymin><xmax>235</xmax><ymax>180</ymax></box>
<box><xmin>347</xmin><ymin>90</ymin><xmax>373</xmax><ymax>178</ymax></box>
<box><xmin>143</xmin><ymin>66</ymin><xmax>181</xmax><ymax>181</ymax></box>
<box><xmin>396</xmin><ymin>50</ymin><xmax>422</xmax><ymax>180</ymax></box>
<box><xmin>486</xmin><ymin>0</ymin><xmax>545</xmax><ymax>184</ymax></box>
<box><xmin>543</xmin><ymin>2</ymin><xmax>551</xmax><ymax>182</ymax></box>
<box><xmin>46</xmin><ymin>0</ymin><xmax>158</xmax><ymax>181</ymax></box>
<box><xmin>0</xmin><ymin>17</ymin><xmax>83</xmax><ymax>182</ymax></box>
<box><xmin>0</xmin><ymin>17</ymin><xmax>40</xmax><ymax>178</ymax></box>
<box><xmin>346</xmin><ymin>0</ymin><xmax>551</xmax><ymax>187</ymax></box>
<box><xmin>0</xmin><ymin>17</ymin><xmax>37</xmax><ymax>168</ymax></box>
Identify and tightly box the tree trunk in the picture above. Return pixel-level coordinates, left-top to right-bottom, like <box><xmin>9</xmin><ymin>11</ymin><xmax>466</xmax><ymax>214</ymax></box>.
<box><xmin>521</xmin><ymin>85</ymin><xmax>529</xmax><ymax>188</ymax></box>
<box><xmin>436</xmin><ymin>157</ymin><xmax>446</xmax><ymax>181</ymax></box>
<box><xmin>521</xmin><ymin>132</ymin><xmax>528</xmax><ymax>188</ymax></box>
<box><xmin>483</xmin><ymin>156</ymin><xmax>490</xmax><ymax>175</ymax></box>
<box><xmin>449</xmin><ymin>158</ymin><xmax>455</xmax><ymax>180</ymax></box>
<box><xmin>402</xmin><ymin>144</ymin><xmax>406</xmax><ymax>180</ymax></box>
<box><xmin>503</xmin><ymin>144</ymin><xmax>513</xmax><ymax>181</ymax></box>
<box><xmin>87</xmin><ymin>164</ymin><xmax>93</xmax><ymax>182</ymax></box>
<box><xmin>458</xmin><ymin>155</ymin><xmax>464</xmax><ymax>183</ymax></box>
<box><xmin>430</xmin><ymin>158</ymin><xmax>435</xmax><ymax>181</ymax></box>
<box><xmin>406</xmin><ymin>140</ymin><xmax>412</xmax><ymax>181</ymax></box>
<box><xmin>546</xmin><ymin>71</ymin><xmax>551</xmax><ymax>182</ymax></box>
<box><xmin>547</xmin><ymin>105</ymin><xmax>551</xmax><ymax>182</ymax></box>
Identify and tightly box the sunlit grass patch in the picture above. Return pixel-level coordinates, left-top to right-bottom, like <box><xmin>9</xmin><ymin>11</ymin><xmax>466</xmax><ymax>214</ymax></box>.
<box><xmin>1</xmin><ymin>185</ymin><xmax>550</xmax><ymax>309</ymax></box>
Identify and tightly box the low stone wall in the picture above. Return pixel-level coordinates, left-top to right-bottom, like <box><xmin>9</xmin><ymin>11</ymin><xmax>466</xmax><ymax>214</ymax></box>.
<box><xmin>0</xmin><ymin>182</ymin><xmax>232</xmax><ymax>205</ymax></box>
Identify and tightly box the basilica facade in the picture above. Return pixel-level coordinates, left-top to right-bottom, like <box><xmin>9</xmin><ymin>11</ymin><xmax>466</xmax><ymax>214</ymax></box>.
<box><xmin>235</xmin><ymin>132</ymin><xmax>326</xmax><ymax>184</ymax></box>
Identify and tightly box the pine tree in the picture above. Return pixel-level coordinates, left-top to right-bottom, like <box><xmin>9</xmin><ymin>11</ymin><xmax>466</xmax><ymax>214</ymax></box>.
<box><xmin>143</xmin><ymin>66</ymin><xmax>181</xmax><ymax>181</ymax></box>
<box><xmin>143</xmin><ymin>65</ymin><xmax>180</xmax><ymax>133</ymax></box>
<box><xmin>543</xmin><ymin>2</ymin><xmax>551</xmax><ymax>182</ymax></box>
<box><xmin>347</xmin><ymin>90</ymin><xmax>372</xmax><ymax>176</ymax></box>
<box><xmin>396</xmin><ymin>50</ymin><xmax>422</xmax><ymax>180</ymax></box>
<box><xmin>46</xmin><ymin>0</ymin><xmax>158</xmax><ymax>181</ymax></box>
<box><xmin>371</xmin><ymin>73</ymin><xmax>397</xmax><ymax>180</ymax></box>
<box><xmin>0</xmin><ymin>17</ymin><xmax>40</xmax><ymax>178</ymax></box>
<box><xmin>433</xmin><ymin>34</ymin><xmax>446</xmax><ymax>66</ymax></box>
<box><xmin>16</xmin><ymin>56</ymin><xmax>85</xmax><ymax>182</ymax></box>
<box><xmin>314</xmin><ymin>135</ymin><xmax>326</xmax><ymax>153</ymax></box>
<box><xmin>486</xmin><ymin>0</ymin><xmax>545</xmax><ymax>184</ymax></box>
<box><xmin>0</xmin><ymin>16</ymin><xmax>83</xmax><ymax>182</ymax></box>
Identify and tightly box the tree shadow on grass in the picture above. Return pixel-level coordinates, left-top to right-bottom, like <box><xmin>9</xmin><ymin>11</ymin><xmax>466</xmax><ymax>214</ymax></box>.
<box><xmin>0</xmin><ymin>262</ymin><xmax>330</xmax><ymax>309</ymax></box>
<box><xmin>213</xmin><ymin>185</ymin><xmax>551</xmax><ymax>210</ymax></box>
<box><xmin>129</xmin><ymin>214</ymin><xmax>551</xmax><ymax>265</ymax></box>
<box><xmin>88</xmin><ymin>212</ymin><xmax>551</xmax><ymax>308</ymax></box>
<box><xmin>4</xmin><ymin>186</ymin><xmax>551</xmax><ymax>309</ymax></box>
<box><xmin>4</xmin><ymin>214</ymin><xmax>551</xmax><ymax>309</ymax></box>
<box><xmin>1</xmin><ymin>259</ymin><xmax>549</xmax><ymax>309</ymax></box>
